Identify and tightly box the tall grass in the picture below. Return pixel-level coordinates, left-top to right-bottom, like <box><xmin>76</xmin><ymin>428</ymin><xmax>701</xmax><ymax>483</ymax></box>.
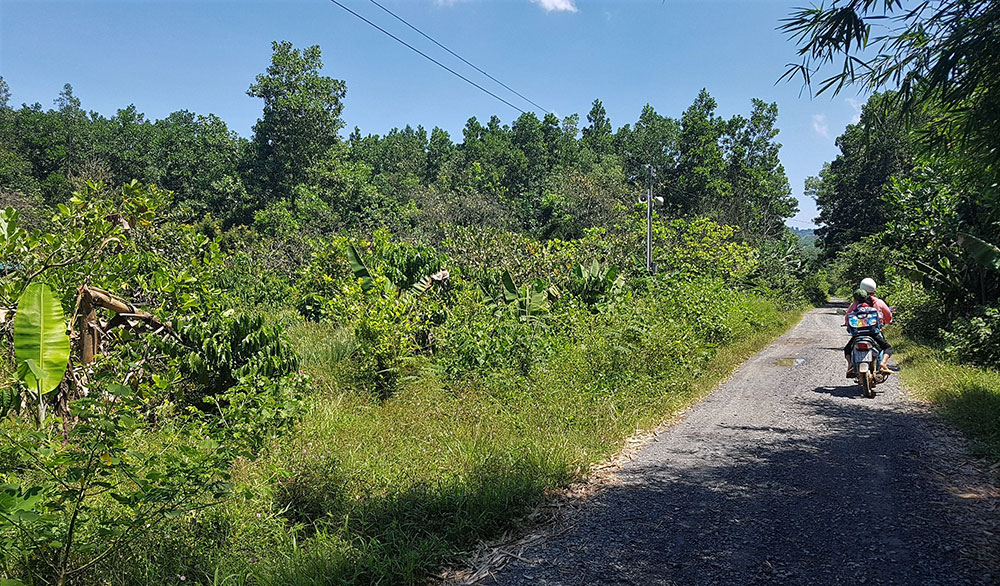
<box><xmin>181</xmin><ymin>302</ymin><xmax>803</xmax><ymax>585</ymax></box>
<box><xmin>88</xmin><ymin>291</ymin><xmax>803</xmax><ymax>585</ymax></box>
<box><xmin>892</xmin><ymin>332</ymin><xmax>1000</xmax><ymax>462</ymax></box>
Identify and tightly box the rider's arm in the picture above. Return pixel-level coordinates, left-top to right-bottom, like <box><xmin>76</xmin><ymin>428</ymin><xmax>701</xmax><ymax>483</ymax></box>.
<box><xmin>875</xmin><ymin>297</ymin><xmax>893</xmax><ymax>325</ymax></box>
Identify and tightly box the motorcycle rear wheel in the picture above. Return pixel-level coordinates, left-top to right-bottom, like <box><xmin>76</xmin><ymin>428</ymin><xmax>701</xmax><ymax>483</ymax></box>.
<box><xmin>861</xmin><ymin>370</ymin><xmax>875</xmax><ymax>398</ymax></box>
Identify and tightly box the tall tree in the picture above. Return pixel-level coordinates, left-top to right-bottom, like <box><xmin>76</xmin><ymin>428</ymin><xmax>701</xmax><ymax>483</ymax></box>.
<box><xmin>248</xmin><ymin>41</ymin><xmax>347</xmax><ymax>207</ymax></box>
<box><xmin>424</xmin><ymin>127</ymin><xmax>454</xmax><ymax>183</ymax></box>
<box><xmin>675</xmin><ymin>89</ymin><xmax>727</xmax><ymax>216</ymax></box>
<box><xmin>0</xmin><ymin>77</ymin><xmax>10</xmax><ymax>110</ymax></box>
<box><xmin>151</xmin><ymin>110</ymin><xmax>249</xmax><ymax>219</ymax></box>
<box><xmin>54</xmin><ymin>84</ymin><xmax>92</xmax><ymax>179</ymax></box>
<box><xmin>614</xmin><ymin>104</ymin><xmax>678</xmax><ymax>197</ymax></box>
<box><xmin>805</xmin><ymin>93</ymin><xmax>915</xmax><ymax>253</ymax></box>
<box><xmin>719</xmin><ymin>99</ymin><xmax>796</xmax><ymax>237</ymax></box>
<box><xmin>582</xmin><ymin>98</ymin><xmax>613</xmax><ymax>155</ymax></box>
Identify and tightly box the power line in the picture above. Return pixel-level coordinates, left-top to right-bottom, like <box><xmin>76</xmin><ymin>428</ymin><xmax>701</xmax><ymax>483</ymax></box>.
<box><xmin>328</xmin><ymin>0</ymin><xmax>526</xmax><ymax>114</ymax></box>
<box><xmin>366</xmin><ymin>0</ymin><xmax>550</xmax><ymax>114</ymax></box>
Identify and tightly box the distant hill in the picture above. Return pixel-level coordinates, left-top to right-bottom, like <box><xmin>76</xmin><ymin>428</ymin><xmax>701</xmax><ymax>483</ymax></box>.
<box><xmin>790</xmin><ymin>227</ymin><xmax>816</xmax><ymax>242</ymax></box>
<box><xmin>790</xmin><ymin>227</ymin><xmax>819</xmax><ymax>260</ymax></box>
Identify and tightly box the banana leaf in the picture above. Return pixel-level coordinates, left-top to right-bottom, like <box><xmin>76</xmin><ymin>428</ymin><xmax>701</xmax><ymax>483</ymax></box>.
<box><xmin>13</xmin><ymin>283</ymin><xmax>70</xmax><ymax>395</ymax></box>
<box><xmin>346</xmin><ymin>244</ymin><xmax>374</xmax><ymax>292</ymax></box>
<box><xmin>956</xmin><ymin>232</ymin><xmax>1000</xmax><ymax>271</ymax></box>
<box><xmin>501</xmin><ymin>270</ymin><xmax>518</xmax><ymax>304</ymax></box>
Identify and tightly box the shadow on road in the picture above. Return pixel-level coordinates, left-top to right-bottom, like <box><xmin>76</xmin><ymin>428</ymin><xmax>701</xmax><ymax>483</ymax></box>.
<box><xmin>495</xmin><ymin>397</ymin><xmax>998</xmax><ymax>585</ymax></box>
<box><xmin>811</xmin><ymin>383</ymin><xmax>864</xmax><ymax>398</ymax></box>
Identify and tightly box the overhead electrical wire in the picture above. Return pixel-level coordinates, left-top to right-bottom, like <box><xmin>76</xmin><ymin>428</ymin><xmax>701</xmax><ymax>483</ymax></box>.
<box><xmin>328</xmin><ymin>0</ymin><xmax>527</xmax><ymax>114</ymax></box>
<box><xmin>365</xmin><ymin>0</ymin><xmax>550</xmax><ymax>114</ymax></box>
<box><xmin>323</xmin><ymin>3</ymin><xmax>816</xmax><ymax>230</ymax></box>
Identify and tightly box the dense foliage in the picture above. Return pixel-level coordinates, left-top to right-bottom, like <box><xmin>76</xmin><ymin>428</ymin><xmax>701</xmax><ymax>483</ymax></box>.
<box><xmin>0</xmin><ymin>40</ymin><xmax>813</xmax><ymax>585</ymax></box>
<box><xmin>788</xmin><ymin>1</ymin><xmax>1000</xmax><ymax>368</ymax></box>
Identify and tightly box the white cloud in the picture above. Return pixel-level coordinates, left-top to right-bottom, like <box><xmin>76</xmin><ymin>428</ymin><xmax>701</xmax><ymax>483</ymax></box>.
<box><xmin>812</xmin><ymin>114</ymin><xmax>829</xmax><ymax>138</ymax></box>
<box><xmin>531</xmin><ymin>0</ymin><xmax>578</xmax><ymax>12</ymax></box>
<box><xmin>846</xmin><ymin>97</ymin><xmax>862</xmax><ymax>124</ymax></box>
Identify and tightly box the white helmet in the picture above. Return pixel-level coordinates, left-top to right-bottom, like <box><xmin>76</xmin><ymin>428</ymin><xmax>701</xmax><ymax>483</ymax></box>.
<box><xmin>860</xmin><ymin>278</ymin><xmax>877</xmax><ymax>293</ymax></box>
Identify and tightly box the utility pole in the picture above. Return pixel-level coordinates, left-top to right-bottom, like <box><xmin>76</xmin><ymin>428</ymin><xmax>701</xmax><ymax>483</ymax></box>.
<box><xmin>646</xmin><ymin>165</ymin><xmax>655</xmax><ymax>274</ymax></box>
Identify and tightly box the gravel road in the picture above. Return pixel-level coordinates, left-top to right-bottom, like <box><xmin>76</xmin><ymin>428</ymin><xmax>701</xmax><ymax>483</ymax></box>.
<box><xmin>482</xmin><ymin>303</ymin><xmax>999</xmax><ymax>585</ymax></box>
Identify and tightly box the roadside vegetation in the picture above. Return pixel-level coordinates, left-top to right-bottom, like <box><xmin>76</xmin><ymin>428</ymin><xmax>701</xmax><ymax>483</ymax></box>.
<box><xmin>890</xmin><ymin>333</ymin><xmax>1000</xmax><ymax>463</ymax></box>
<box><xmin>0</xmin><ymin>39</ymin><xmax>816</xmax><ymax>585</ymax></box>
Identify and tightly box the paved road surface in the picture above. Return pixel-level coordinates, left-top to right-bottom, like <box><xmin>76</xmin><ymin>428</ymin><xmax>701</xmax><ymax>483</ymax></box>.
<box><xmin>485</xmin><ymin>303</ymin><xmax>999</xmax><ymax>585</ymax></box>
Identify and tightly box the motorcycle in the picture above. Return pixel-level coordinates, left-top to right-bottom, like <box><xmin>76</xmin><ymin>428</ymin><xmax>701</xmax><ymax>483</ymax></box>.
<box><xmin>844</xmin><ymin>307</ymin><xmax>892</xmax><ymax>398</ymax></box>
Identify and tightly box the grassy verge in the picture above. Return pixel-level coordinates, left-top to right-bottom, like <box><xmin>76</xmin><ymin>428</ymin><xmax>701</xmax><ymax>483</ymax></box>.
<box><xmin>194</xmin><ymin>305</ymin><xmax>807</xmax><ymax>585</ymax></box>
<box><xmin>95</xmin><ymin>297</ymin><xmax>805</xmax><ymax>586</ymax></box>
<box><xmin>891</xmin><ymin>330</ymin><xmax>1000</xmax><ymax>463</ymax></box>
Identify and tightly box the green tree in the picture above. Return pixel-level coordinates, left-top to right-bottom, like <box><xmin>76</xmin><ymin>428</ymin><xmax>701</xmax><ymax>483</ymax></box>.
<box><xmin>675</xmin><ymin>89</ymin><xmax>728</xmax><ymax>216</ymax></box>
<box><xmin>424</xmin><ymin>126</ymin><xmax>454</xmax><ymax>183</ymax></box>
<box><xmin>614</xmin><ymin>103</ymin><xmax>678</xmax><ymax>197</ymax></box>
<box><xmin>248</xmin><ymin>41</ymin><xmax>347</xmax><ymax>208</ymax></box>
<box><xmin>719</xmin><ymin>99</ymin><xmax>796</xmax><ymax>237</ymax></box>
<box><xmin>92</xmin><ymin>105</ymin><xmax>158</xmax><ymax>188</ymax></box>
<box><xmin>805</xmin><ymin>93</ymin><xmax>915</xmax><ymax>254</ymax></box>
<box><xmin>152</xmin><ymin>110</ymin><xmax>249</xmax><ymax>220</ymax></box>
<box><xmin>582</xmin><ymin>98</ymin><xmax>613</xmax><ymax>156</ymax></box>
<box><xmin>0</xmin><ymin>76</ymin><xmax>9</xmax><ymax>109</ymax></box>
<box><xmin>53</xmin><ymin>84</ymin><xmax>94</xmax><ymax>181</ymax></box>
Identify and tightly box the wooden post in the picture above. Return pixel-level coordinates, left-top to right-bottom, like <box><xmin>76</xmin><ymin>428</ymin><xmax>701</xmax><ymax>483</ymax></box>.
<box><xmin>78</xmin><ymin>286</ymin><xmax>100</xmax><ymax>365</ymax></box>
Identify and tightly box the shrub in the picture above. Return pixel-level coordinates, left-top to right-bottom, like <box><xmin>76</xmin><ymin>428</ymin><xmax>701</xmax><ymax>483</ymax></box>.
<box><xmin>886</xmin><ymin>279</ymin><xmax>949</xmax><ymax>340</ymax></box>
<box><xmin>941</xmin><ymin>305</ymin><xmax>1000</xmax><ymax>369</ymax></box>
<box><xmin>801</xmin><ymin>270</ymin><xmax>830</xmax><ymax>306</ymax></box>
<box><xmin>159</xmin><ymin>313</ymin><xmax>306</xmax><ymax>449</ymax></box>
<box><xmin>442</xmin><ymin>295</ymin><xmax>537</xmax><ymax>376</ymax></box>
<box><xmin>0</xmin><ymin>377</ymin><xmax>234</xmax><ymax>585</ymax></box>
<box><xmin>829</xmin><ymin>234</ymin><xmax>900</xmax><ymax>295</ymax></box>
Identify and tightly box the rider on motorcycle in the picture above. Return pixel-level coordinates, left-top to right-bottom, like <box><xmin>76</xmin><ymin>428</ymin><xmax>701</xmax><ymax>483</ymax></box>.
<box><xmin>844</xmin><ymin>279</ymin><xmax>894</xmax><ymax>377</ymax></box>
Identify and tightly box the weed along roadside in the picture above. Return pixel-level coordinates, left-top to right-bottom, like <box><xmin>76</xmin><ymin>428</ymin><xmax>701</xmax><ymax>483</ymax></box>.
<box><xmin>434</xmin><ymin>306</ymin><xmax>808</xmax><ymax>584</ymax></box>
<box><xmin>0</xmin><ymin>183</ymin><xmax>818</xmax><ymax>586</ymax></box>
<box><xmin>891</xmin><ymin>332</ymin><xmax>1000</xmax><ymax>464</ymax></box>
<box><xmin>220</xmin><ymin>302</ymin><xmax>808</xmax><ymax>586</ymax></box>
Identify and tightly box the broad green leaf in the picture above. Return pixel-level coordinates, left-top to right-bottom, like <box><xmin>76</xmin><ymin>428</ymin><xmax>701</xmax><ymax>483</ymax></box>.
<box><xmin>346</xmin><ymin>244</ymin><xmax>374</xmax><ymax>292</ymax></box>
<box><xmin>24</xmin><ymin>359</ymin><xmax>45</xmax><ymax>384</ymax></box>
<box><xmin>501</xmin><ymin>270</ymin><xmax>518</xmax><ymax>303</ymax></box>
<box><xmin>0</xmin><ymin>207</ymin><xmax>16</xmax><ymax>240</ymax></box>
<box><xmin>107</xmin><ymin>383</ymin><xmax>133</xmax><ymax>398</ymax></box>
<box><xmin>14</xmin><ymin>283</ymin><xmax>71</xmax><ymax>395</ymax></box>
<box><xmin>957</xmin><ymin>232</ymin><xmax>1000</xmax><ymax>272</ymax></box>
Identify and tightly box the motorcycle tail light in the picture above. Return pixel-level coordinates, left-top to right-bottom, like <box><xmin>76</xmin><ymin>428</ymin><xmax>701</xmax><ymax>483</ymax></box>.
<box><xmin>856</xmin><ymin>341</ymin><xmax>871</xmax><ymax>350</ymax></box>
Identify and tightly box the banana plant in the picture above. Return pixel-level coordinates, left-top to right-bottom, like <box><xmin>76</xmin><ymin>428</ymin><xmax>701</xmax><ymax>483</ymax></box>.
<box><xmin>571</xmin><ymin>260</ymin><xmax>623</xmax><ymax>306</ymax></box>
<box><xmin>956</xmin><ymin>232</ymin><xmax>1000</xmax><ymax>272</ymax></box>
<box><xmin>346</xmin><ymin>243</ymin><xmax>375</xmax><ymax>292</ymax></box>
<box><xmin>498</xmin><ymin>270</ymin><xmax>560</xmax><ymax>323</ymax></box>
<box><xmin>12</xmin><ymin>283</ymin><xmax>71</xmax><ymax>424</ymax></box>
<box><xmin>347</xmin><ymin>243</ymin><xmax>448</xmax><ymax>297</ymax></box>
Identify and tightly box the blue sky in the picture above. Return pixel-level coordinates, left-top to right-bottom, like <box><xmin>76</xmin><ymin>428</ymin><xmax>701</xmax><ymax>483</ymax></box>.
<box><xmin>0</xmin><ymin>0</ymin><xmax>869</xmax><ymax>229</ymax></box>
